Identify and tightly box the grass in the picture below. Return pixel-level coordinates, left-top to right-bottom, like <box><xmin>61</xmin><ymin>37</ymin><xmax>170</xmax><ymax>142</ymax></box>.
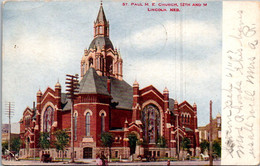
<box><xmin>110</xmin><ymin>158</ymin><xmax>121</xmax><ymax>162</ymax></box>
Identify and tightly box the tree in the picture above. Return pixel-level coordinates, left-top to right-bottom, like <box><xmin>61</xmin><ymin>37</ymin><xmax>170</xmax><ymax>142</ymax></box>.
<box><xmin>200</xmin><ymin>139</ymin><xmax>209</xmax><ymax>154</ymax></box>
<box><xmin>2</xmin><ymin>141</ymin><xmax>8</xmax><ymax>154</ymax></box>
<box><xmin>128</xmin><ymin>133</ymin><xmax>138</xmax><ymax>155</ymax></box>
<box><xmin>213</xmin><ymin>139</ymin><xmax>221</xmax><ymax>158</ymax></box>
<box><xmin>10</xmin><ymin>137</ymin><xmax>22</xmax><ymax>154</ymax></box>
<box><xmin>2</xmin><ymin>138</ymin><xmax>21</xmax><ymax>155</ymax></box>
<box><xmin>53</xmin><ymin>129</ymin><xmax>70</xmax><ymax>161</ymax></box>
<box><xmin>180</xmin><ymin>137</ymin><xmax>191</xmax><ymax>151</ymax></box>
<box><xmin>100</xmin><ymin>132</ymin><xmax>114</xmax><ymax>158</ymax></box>
<box><xmin>39</xmin><ymin>132</ymin><xmax>51</xmax><ymax>150</ymax></box>
<box><xmin>156</xmin><ymin>136</ymin><xmax>167</xmax><ymax>148</ymax></box>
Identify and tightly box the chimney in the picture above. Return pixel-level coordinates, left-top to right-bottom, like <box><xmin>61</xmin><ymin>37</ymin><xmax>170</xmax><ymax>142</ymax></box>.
<box><xmin>33</xmin><ymin>101</ymin><xmax>36</xmax><ymax>111</ymax></box>
<box><xmin>107</xmin><ymin>78</ymin><xmax>111</xmax><ymax>94</ymax></box>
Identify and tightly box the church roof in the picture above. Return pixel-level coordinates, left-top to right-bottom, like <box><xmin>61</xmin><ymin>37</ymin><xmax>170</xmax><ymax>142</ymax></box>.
<box><xmin>88</xmin><ymin>37</ymin><xmax>114</xmax><ymax>50</ymax></box>
<box><xmin>77</xmin><ymin>68</ymin><xmax>133</xmax><ymax>110</ymax></box>
<box><xmin>108</xmin><ymin>77</ymin><xmax>133</xmax><ymax>110</ymax></box>
<box><xmin>169</xmin><ymin>98</ymin><xmax>175</xmax><ymax>111</ymax></box>
<box><xmin>79</xmin><ymin>67</ymin><xmax>110</xmax><ymax>95</ymax></box>
<box><xmin>96</xmin><ymin>4</ymin><xmax>107</xmax><ymax>23</ymax></box>
<box><xmin>185</xmin><ymin>127</ymin><xmax>193</xmax><ymax>132</ymax></box>
<box><xmin>61</xmin><ymin>93</ymin><xmax>71</xmax><ymax>111</ymax></box>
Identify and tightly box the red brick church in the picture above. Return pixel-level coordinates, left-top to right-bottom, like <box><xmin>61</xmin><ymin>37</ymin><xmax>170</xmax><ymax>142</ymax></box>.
<box><xmin>19</xmin><ymin>3</ymin><xmax>200</xmax><ymax>159</ymax></box>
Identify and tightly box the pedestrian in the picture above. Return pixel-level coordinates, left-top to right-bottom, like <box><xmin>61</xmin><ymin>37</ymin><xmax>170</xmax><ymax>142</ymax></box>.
<box><xmin>100</xmin><ymin>151</ymin><xmax>107</xmax><ymax>166</ymax></box>
<box><xmin>167</xmin><ymin>159</ymin><xmax>170</xmax><ymax>166</ymax></box>
<box><xmin>96</xmin><ymin>154</ymin><xmax>102</xmax><ymax>165</ymax></box>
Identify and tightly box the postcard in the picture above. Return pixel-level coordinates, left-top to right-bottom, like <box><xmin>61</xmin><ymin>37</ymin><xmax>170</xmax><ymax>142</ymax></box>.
<box><xmin>1</xmin><ymin>0</ymin><xmax>259</xmax><ymax>165</ymax></box>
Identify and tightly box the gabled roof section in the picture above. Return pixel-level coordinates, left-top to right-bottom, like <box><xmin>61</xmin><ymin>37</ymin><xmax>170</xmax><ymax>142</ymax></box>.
<box><xmin>140</xmin><ymin>85</ymin><xmax>164</xmax><ymax>100</ymax></box>
<box><xmin>79</xmin><ymin>67</ymin><xmax>110</xmax><ymax>95</ymax></box>
<box><xmin>42</xmin><ymin>87</ymin><xmax>55</xmax><ymax>98</ymax></box>
<box><xmin>23</xmin><ymin>107</ymin><xmax>33</xmax><ymax>116</ymax></box>
<box><xmin>179</xmin><ymin>100</ymin><xmax>194</xmax><ymax>111</ymax></box>
<box><xmin>96</xmin><ymin>3</ymin><xmax>107</xmax><ymax>23</ymax></box>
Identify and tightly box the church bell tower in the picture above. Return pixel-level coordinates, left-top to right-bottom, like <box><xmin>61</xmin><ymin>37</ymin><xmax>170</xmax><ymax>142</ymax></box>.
<box><xmin>80</xmin><ymin>2</ymin><xmax>123</xmax><ymax>80</ymax></box>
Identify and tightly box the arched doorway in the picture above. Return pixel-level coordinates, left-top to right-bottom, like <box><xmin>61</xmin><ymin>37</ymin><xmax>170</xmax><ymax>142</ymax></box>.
<box><xmin>128</xmin><ymin>133</ymin><xmax>138</xmax><ymax>155</ymax></box>
<box><xmin>83</xmin><ymin>147</ymin><xmax>92</xmax><ymax>158</ymax></box>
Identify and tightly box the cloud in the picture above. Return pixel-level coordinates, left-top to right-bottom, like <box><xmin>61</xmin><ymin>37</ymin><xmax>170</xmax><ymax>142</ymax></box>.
<box><xmin>123</xmin><ymin>19</ymin><xmax>221</xmax><ymax>50</ymax></box>
<box><xmin>124</xmin><ymin>54</ymin><xmax>221</xmax><ymax>126</ymax></box>
<box><xmin>124</xmin><ymin>53</ymin><xmax>221</xmax><ymax>93</ymax></box>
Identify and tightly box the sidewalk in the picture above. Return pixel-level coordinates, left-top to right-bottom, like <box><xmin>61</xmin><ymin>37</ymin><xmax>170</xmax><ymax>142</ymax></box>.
<box><xmin>2</xmin><ymin>159</ymin><xmax>221</xmax><ymax>165</ymax></box>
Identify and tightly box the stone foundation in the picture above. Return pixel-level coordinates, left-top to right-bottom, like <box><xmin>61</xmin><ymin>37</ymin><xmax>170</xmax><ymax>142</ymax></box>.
<box><xmin>19</xmin><ymin>147</ymin><xmax>185</xmax><ymax>159</ymax></box>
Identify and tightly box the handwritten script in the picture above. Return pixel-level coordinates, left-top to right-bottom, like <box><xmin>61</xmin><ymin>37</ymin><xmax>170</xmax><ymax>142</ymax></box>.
<box><xmin>222</xmin><ymin>2</ymin><xmax>259</xmax><ymax>165</ymax></box>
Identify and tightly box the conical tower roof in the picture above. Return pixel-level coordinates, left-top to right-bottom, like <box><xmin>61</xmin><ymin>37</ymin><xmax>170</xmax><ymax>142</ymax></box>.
<box><xmin>96</xmin><ymin>3</ymin><xmax>107</xmax><ymax>23</ymax></box>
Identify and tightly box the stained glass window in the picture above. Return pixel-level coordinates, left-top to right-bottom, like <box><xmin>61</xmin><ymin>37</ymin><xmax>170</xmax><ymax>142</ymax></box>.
<box><xmin>141</xmin><ymin>104</ymin><xmax>160</xmax><ymax>143</ymax></box>
<box><xmin>86</xmin><ymin>112</ymin><xmax>90</xmax><ymax>136</ymax></box>
<box><xmin>43</xmin><ymin>106</ymin><xmax>54</xmax><ymax>132</ymax></box>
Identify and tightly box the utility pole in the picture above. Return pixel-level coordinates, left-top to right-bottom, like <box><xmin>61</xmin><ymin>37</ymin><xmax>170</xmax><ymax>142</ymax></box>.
<box><xmin>177</xmin><ymin>114</ymin><xmax>179</xmax><ymax>160</ymax></box>
<box><xmin>209</xmin><ymin>100</ymin><xmax>213</xmax><ymax>165</ymax></box>
<box><xmin>5</xmin><ymin>102</ymin><xmax>14</xmax><ymax>152</ymax></box>
<box><xmin>33</xmin><ymin>102</ymin><xmax>36</xmax><ymax>161</ymax></box>
<box><xmin>66</xmin><ymin>74</ymin><xmax>79</xmax><ymax>163</ymax></box>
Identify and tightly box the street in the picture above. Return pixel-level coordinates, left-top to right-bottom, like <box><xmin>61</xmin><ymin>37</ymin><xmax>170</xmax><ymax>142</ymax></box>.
<box><xmin>2</xmin><ymin>159</ymin><xmax>221</xmax><ymax>165</ymax></box>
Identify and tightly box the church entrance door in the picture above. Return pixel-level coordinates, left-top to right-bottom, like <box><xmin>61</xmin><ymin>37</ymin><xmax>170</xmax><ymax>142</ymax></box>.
<box><xmin>83</xmin><ymin>147</ymin><xmax>92</xmax><ymax>158</ymax></box>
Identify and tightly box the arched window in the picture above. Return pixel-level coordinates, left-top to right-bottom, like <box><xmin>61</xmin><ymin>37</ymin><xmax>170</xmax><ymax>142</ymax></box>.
<box><xmin>99</xmin><ymin>26</ymin><xmax>103</xmax><ymax>34</ymax></box>
<box><xmin>43</xmin><ymin>106</ymin><xmax>54</xmax><ymax>133</ymax></box>
<box><xmin>74</xmin><ymin>113</ymin><xmax>77</xmax><ymax>140</ymax></box>
<box><xmin>101</xmin><ymin>113</ymin><xmax>105</xmax><ymax>133</ymax></box>
<box><xmin>96</xmin><ymin>58</ymin><xmax>100</xmax><ymax>70</ymax></box>
<box><xmin>106</xmin><ymin>56</ymin><xmax>113</xmax><ymax>75</ymax></box>
<box><xmin>117</xmin><ymin>63</ymin><xmax>120</xmax><ymax>74</ymax></box>
<box><xmin>89</xmin><ymin>58</ymin><xmax>93</xmax><ymax>67</ymax></box>
<box><xmin>141</xmin><ymin>104</ymin><xmax>160</xmax><ymax>143</ymax></box>
<box><xmin>86</xmin><ymin>112</ymin><xmax>91</xmax><ymax>136</ymax></box>
<box><xmin>95</xmin><ymin>27</ymin><xmax>98</xmax><ymax>36</ymax></box>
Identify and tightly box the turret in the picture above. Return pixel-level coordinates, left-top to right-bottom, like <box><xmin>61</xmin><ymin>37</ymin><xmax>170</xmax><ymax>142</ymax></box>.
<box><xmin>133</xmin><ymin>80</ymin><xmax>139</xmax><ymax>103</ymax></box>
<box><xmin>80</xmin><ymin>2</ymin><xmax>124</xmax><ymax>81</ymax></box>
<box><xmin>193</xmin><ymin>102</ymin><xmax>197</xmax><ymax>112</ymax></box>
<box><xmin>36</xmin><ymin>89</ymin><xmax>42</xmax><ymax>111</ymax></box>
<box><xmin>132</xmin><ymin>80</ymin><xmax>140</xmax><ymax>122</ymax></box>
<box><xmin>174</xmin><ymin>100</ymin><xmax>178</xmax><ymax>111</ymax></box>
<box><xmin>94</xmin><ymin>2</ymin><xmax>109</xmax><ymax>38</ymax></box>
<box><xmin>163</xmin><ymin>87</ymin><xmax>169</xmax><ymax>110</ymax></box>
<box><xmin>55</xmin><ymin>81</ymin><xmax>62</xmax><ymax>109</ymax></box>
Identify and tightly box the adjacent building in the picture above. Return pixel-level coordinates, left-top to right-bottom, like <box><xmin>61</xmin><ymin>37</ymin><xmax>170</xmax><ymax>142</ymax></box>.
<box><xmin>198</xmin><ymin>113</ymin><xmax>221</xmax><ymax>143</ymax></box>
<box><xmin>2</xmin><ymin>123</ymin><xmax>20</xmax><ymax>143</ymax></box>
<box><xmin>19</xmin><ymin>3</ymin><xmax>200</xmax><ymax>159</ymax></box>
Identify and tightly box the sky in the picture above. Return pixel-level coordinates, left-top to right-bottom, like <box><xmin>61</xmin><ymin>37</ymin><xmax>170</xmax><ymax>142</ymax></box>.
<box><xmin>2</xmin><ymin>0</ymin><xmax>222</xmax><ymax>126</ymax></box>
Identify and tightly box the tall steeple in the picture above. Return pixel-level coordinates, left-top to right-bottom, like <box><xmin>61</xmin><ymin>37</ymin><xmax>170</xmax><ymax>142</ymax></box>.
<box><xmin>81</xmin><ymin>2</ymin><xmax>123</xmax><ymax>81</ymax></box>
<box><xmin>94</xmin><ymin>2</ymin><xmax>109</xmax><ymax>38</ymax></box>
